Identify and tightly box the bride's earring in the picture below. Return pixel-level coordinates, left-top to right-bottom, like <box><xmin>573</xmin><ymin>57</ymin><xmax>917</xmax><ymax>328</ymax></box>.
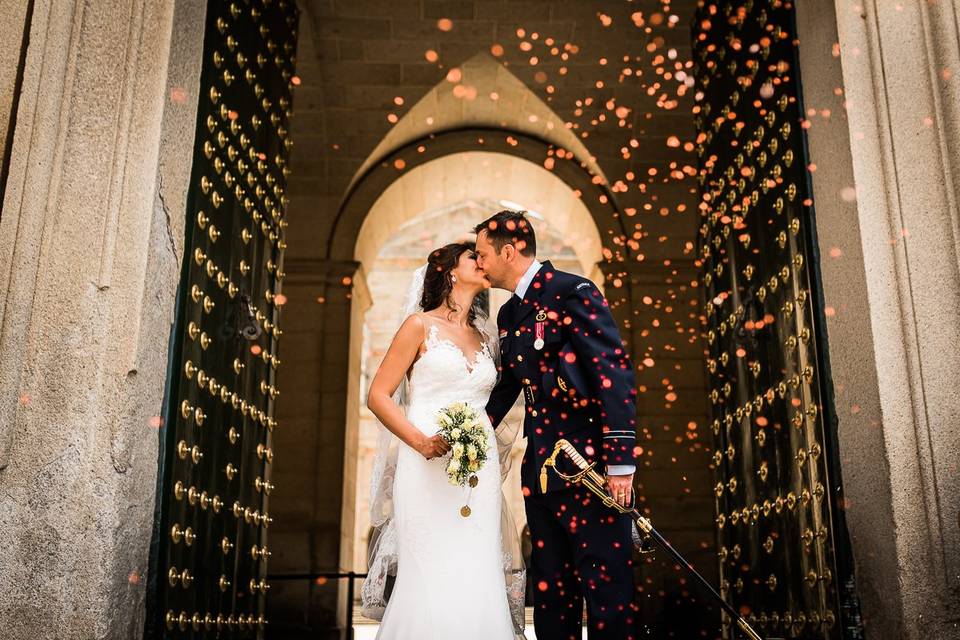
<box><xmin>451</xmin><ymin>275</ymin><xmax>457</xmax><ymax>283</ymax></box>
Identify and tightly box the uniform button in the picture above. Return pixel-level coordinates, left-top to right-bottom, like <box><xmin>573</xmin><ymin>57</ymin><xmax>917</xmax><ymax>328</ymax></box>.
<box><xmin>517</xmin><ymin>355</ymin><xmax>523</xmax><ymax>362</ymax></box>
<box><xmin>522</xmin><ymin>378</ymin><xmax>531</xmax><ymax>384</ymax></box>
<box><xmin>532</xmin><ymin>410</ymin><xmax>538</xmax><ymax>417</ymax></box>
<box><xmin>514</xmin><ymin>330</ymin><xmax>521</xmax><ymax>337</ymax></box>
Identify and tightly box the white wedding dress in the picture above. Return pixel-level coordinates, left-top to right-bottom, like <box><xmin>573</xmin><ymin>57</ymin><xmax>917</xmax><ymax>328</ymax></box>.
<box><xmin>375</xmin><ymin>321</ymin><xmax>517</xmax><ymax>639</ymax></box>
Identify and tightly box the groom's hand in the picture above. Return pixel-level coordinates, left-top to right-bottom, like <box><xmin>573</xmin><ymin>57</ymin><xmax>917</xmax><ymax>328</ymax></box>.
<box><xmin>606</xmin><ymin>472</ymin><xmax>634</xmax><ymax>508</ymax></box>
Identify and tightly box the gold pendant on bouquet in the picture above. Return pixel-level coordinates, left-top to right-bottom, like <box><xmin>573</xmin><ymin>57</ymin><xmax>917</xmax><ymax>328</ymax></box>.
<box><xmin>460</xmin><ymin>474</ymin><xmax>479</xmax><ymax>517</ymax></box>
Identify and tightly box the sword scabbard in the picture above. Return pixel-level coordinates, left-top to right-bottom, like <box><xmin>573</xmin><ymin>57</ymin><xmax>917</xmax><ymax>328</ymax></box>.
<box><xmin>736</xmin><ymin>618</ymin><xmax>763</xmax><ymax>640</ymax></box>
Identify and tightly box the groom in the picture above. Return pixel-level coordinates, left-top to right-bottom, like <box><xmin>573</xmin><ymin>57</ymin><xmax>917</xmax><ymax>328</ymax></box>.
<box><xmin>474</xmin><ymin>210</ymin><xmax>639</xmax><ymax>639</ymax></box>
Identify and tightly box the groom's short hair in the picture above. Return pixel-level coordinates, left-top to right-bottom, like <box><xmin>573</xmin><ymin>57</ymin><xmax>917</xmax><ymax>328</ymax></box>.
<box><xmin>473</xmin><ymin>210</ymin><xmax>537</xmax><ymax>257</ymax></box>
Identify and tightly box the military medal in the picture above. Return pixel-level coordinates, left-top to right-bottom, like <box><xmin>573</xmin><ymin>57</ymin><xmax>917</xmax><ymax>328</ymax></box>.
<box><xmin>534</xmin><ymin>309</ymin><xmax>547</xmax><ymax>350</ymax></box>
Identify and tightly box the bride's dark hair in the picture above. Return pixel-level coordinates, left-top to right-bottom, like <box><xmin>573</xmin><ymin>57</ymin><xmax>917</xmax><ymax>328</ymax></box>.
<box><xmin>421</xmin><ymin>242</ymin><xmax>488</xmax><ymax>327</ymax></box>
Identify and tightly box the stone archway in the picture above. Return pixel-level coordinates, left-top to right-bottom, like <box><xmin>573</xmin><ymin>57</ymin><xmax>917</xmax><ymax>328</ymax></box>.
<box><xmin>268</xmin><ymin>19</ymin><xmax>715</xmax><ymax>635</ymax></box>
<box><xmin>266</xmin><ymin>47</ymin><xmax>662</xmax><ymax>632</ymax></box>
<box><xmin>324</xmin><ymin>46</ymin><xmax>654</xmax><ymax>580</ymax></box>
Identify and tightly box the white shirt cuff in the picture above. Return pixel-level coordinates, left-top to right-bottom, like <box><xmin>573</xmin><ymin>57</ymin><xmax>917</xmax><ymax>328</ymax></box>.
<box><xmin>606</xmin><ymin>464</ymin><xmax>635</xmax><ymax>476</ymax></box>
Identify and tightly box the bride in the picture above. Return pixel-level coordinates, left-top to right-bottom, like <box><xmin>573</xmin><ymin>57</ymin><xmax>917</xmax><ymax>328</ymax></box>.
<box><xmin>361</xmin><ymin>241</ymin><xmax>525</xmax><ymax>639</ymax></box>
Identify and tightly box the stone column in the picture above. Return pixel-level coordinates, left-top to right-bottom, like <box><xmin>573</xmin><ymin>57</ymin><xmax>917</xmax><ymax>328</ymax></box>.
<box><xmin>0</xmin><ymin>0</ymin><xmax>197</xmax><ymax>637</ymax></box>
<box><xmin>268</xmin><ymin>257</ymin><xmax>369</xmax><ymax>637</ymax></box>
<box><xmin>0</xmin><ymin>0</ymin><xmax>32</xmax><ymax>195</ymax></box>
<box><xmin>796</xmin><ymin>1</ymin><xmax>960</xmax><ymax>637</ymax></box>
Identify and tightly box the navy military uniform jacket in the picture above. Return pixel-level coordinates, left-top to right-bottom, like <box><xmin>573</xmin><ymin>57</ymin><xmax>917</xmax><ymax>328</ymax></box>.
<box><xmin>486</xmin><ymin>260</ymin><xmax>638</xmax><ymax>495</ymax></box>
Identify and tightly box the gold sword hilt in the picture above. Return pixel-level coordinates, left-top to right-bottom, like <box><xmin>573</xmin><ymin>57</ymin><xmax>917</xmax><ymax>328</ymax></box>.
<box><xmin>540</xmin><ymin>439</ymin><xmax>632</xmax><ymax>514</ymax></box>
<box><xmin>541</xmin><ymin>439</ymin><xmax>598</xmax><ymax>491</ymax></box>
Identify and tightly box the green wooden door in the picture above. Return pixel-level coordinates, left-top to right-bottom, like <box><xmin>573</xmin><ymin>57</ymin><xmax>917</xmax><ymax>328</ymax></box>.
<box><xmin>150</xmin><ymin>0</ymin><xmax>298</xmax><ymax>636</ymax></box>
<box><xmin>692</xmin><ymin>2</ymin><xmax>863</xmax><ymax>637</ymax></box>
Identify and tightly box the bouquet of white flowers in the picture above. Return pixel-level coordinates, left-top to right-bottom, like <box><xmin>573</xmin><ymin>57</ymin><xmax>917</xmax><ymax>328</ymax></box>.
<box><xmin>436</xmin><ymin>402</ymin><xmax>489</xmax><ymax>516</ymax></box>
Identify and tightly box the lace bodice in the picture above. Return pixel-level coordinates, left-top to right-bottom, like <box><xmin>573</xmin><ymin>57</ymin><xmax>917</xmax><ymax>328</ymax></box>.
<box><xmin>407</xmin><ymin>324</ymin><xmax>497</xmax><ymax>412</ymax></box>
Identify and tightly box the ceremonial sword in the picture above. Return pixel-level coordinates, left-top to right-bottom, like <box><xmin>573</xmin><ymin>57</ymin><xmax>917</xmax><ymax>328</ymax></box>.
<box><xmin>541</xmin><ymin>438</ymin><xmax>766</xmax><ymax>640</ymax></box>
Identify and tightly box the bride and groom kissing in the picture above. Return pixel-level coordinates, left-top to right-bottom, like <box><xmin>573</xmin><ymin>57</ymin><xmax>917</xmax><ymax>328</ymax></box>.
<box><xmin>362</xmin><ymin>209</ymin><xmax>640</xmax><ymax>639</ymax></box>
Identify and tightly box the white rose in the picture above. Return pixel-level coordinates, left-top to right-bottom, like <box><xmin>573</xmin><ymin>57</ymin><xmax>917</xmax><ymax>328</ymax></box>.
<box><xmin>447</xmin><ymin>459</ymin><xmax>459</xmax><ymax>474</ymax></box>
<box><xmin>452</xmin><ymin>442</ymin><xmax>465</xmax><ymax>457</ymax></box>
<box><xmin>450</xmin><ymin>428</ymin><xmax>461</xmax><ymax>440</ymax></box>
<box><xmin>468</xmin><ymin>460</ymin><xmax>479</xmax><ymax>472</ymax></box>
<box><xmin>466</xmin><ymin>444</ymin><xmax>477</xmax><ymax>460</ymax></box>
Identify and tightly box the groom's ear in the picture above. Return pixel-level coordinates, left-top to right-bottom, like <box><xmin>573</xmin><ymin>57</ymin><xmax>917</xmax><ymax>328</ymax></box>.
<box><xmin>501</xmin><ymin>242</ymin><xmax>515</xmax><ymax>262</ymax></box>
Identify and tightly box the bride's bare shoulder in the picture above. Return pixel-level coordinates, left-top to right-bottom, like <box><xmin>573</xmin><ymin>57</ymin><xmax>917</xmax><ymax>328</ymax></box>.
<box><xmin>398</xmin><ymin>311</ymin><xmax>424</xmax><ymax>331</ymax></box>
<box><xmin>393</xmin><ymin>312</ymin><xmax>428</xmax><ymax>348</ymax></box>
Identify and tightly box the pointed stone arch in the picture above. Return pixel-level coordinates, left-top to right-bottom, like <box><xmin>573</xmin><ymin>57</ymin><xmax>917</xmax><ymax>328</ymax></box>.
<box><xmin>327</xmin><ymin>51</ymin><xmax>633</xmax><ymax>264</ymax></box>
<box><xmin>348</xmin><ymin>52</ymin><xmax>608</xmax><ymax>192</ymax></box>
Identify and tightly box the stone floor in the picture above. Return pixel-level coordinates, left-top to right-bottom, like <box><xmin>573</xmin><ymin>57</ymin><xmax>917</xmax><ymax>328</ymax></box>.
<box><xmin>353</xmin><ymin>607</ymin><xmax>588</xmax><ymax>639</ymax></box>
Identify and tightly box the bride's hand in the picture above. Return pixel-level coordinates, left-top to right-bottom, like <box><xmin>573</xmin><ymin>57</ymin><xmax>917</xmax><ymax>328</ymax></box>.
<box><xmin>416</xmin><ymin>434</ymin><xmax>451</xmax><ymax>460</ymax></box>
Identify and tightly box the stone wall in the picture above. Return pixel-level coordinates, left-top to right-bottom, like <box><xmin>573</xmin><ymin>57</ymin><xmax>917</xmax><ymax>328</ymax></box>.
<box><xmin>796</xmin><ymin>1</ymin><xmax>960</xmax><ymax>637</ymax></box>
<box><xmin>0</xmin><ymin>1</ymin><xmax>204</xmax><ymax>637</ymax></box>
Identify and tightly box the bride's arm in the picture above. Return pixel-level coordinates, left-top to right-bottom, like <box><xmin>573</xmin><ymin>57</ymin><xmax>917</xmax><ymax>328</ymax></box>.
<box><xmin>366</xmin><ymin>314</ymin><xmax>451</xmax><ymax>460</ymax></box>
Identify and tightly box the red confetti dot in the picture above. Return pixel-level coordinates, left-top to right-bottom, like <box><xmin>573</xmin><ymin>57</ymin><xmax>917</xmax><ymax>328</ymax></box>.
<box><xmin>538</xmin><ymin>581</ymin><xmax>549</xmax><ymax>592</ymax></box>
